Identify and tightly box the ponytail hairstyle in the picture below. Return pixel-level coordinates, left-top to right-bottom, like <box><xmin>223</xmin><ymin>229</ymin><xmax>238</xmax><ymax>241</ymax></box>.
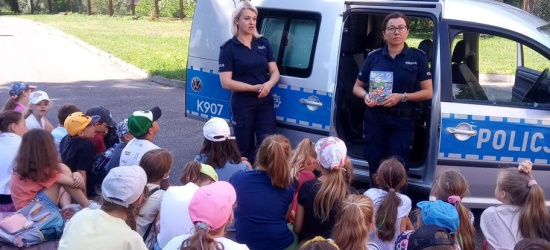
<box><xmin>180</xmin><ymin>161</ymin><xmax>216</xmax><ymax>185</ymax></box>
<box><xmin>101</xmin><ymin>199</ymin><xmax>142</xmax><ymax>230</ymax></box>
<box><xmin>2</xmin><ymin>98</ymin><xmax>18</xmax><ymax>112</ymax></box>
<box><xmin>181</xmin><ymin>223</ymin><xmax>224</xmax><ymax>250</ymax></box>
<box><xmin>374</xmin><ymin>157</ymin><xmax>407</xmax><ymax>241</ymax></box>
<box><xmin>256</xmin><ymin>134</ymin><xmax>292</xmax><ymax>189</ymax></box>
<box><xmin>332</xmin><ymin>195</ymin><xmax>374</xmax><ymax>250</ymax></box>
<box><xmin>497</xmin><ymin>161</ymin><xmax>550</xmax><ymax>240</ymax></box>
<box><xmin>290</xmin><ymin>138</ymin><xmax>316</xmax><ymax>178</ymax></box>
<box><xmin>0</xmin><ymin>110</ymin><xmax>23</xmax><ymax>133</ymax></box>
<box><xmin>432</xmin><ymin>169</ymin><xmax>475</xmax><ymax>250</ymax></box>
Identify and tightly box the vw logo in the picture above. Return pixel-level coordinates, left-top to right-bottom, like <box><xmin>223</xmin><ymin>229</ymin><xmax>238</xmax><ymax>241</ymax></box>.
<box><xmin>191</xmin><ymin>77</ymin><xmax>202</xmax><ymax>92</ymax></box>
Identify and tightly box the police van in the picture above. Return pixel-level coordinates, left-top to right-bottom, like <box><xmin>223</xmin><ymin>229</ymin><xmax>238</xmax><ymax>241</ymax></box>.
<box><xmin>185</xmin><ymin>0</ymin><xmax>550</xmax><ymax>208</ymax></box>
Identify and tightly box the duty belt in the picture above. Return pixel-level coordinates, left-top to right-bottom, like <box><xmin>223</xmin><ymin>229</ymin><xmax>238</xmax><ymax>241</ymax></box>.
<box><xmin>370</xmin><ymin>106</ymin><xmax>413</xmax><ymax>117</ymax></box>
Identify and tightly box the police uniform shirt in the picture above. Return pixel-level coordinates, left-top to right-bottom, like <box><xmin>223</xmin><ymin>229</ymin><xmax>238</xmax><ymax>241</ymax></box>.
<box><xmin>219</xmin><ymin>36</ymin><xmax>276</xmax><ymax>85</ymax></box>
<box><xmin>357</xmin><ymin>44</ymin><xmax>431</xmax><ymax>108</ymax></box>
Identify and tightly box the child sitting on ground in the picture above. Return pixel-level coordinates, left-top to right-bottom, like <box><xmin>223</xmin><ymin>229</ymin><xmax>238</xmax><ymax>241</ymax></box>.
<box><xmin>481</xmin><ymin>160</ymin><xmax>550</xmax><ymax>249</ymax></box>
<box><xmin>60</xmin><ymin>112</ymin><xmax>101</xmax><ymax>198</ymax></box>
<box><xmin>363</xmin><ymin>157</ymin><xmax>412</xmax><ymax>249</ymax></box>
<box><xmin>2</xmin><ymin>82</ymin><xmax>36</xmax><ymax>113</ymax></box>
<box><xmin>156</xmin><ymin>162</ymin><xmax>218</xmax><ymax>249</ymax></box>
<box><xmin>164</xmin><ymin>181</ymin><xmax>248</xmax><ymax>250</ymax></box>
<box><xmin>332</xmin><ymin>194</ymin><xmax>380</xmax><ymax>250</ymax></box>
<box><xmin>86</xmin><ymin>106</ymin><xmax>117</xmax><ymax>155</ymax></box>
<box><xmin>58</xmin><ymin>165</ymin><xmax>149</xmax><ymax>250</ymax></box>
<box><xmin>106</xmin><ymin>119</ymin><xmax>134</xmax><ymax>172</ymax></box>
<box><xmin>51</xmin><ymin>104</ymin><xmax>80</xmax><ymax>153</ymax></box>
<box><xmin>195</xmin><ymin>117</ymin><xmax>250</xmax><ymax>181</ymax></box>
<box><xmin>431</xmin><ymin>169</ymin><xmax>476</xmax><ymax>250</ymax></box>
<box><xmin>25</xmin><ymin>90</ymin><xmax>54</xmax><ymax>131</ymax></box>
<box><xmin>136</xmin><ymin>149</ymin><xmax>172</xmax><ymax>249</ymax></box>
<box><xmin>289</xmin><ymin>138</ymin><xmax>318</xmax><ymax>222</ymax></box>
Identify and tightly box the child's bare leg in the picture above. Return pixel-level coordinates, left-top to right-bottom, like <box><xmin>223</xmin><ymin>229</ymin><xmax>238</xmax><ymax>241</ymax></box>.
<box><xmin>42</xmin><ymin>183</ymin><xmax>62</xmax><ymax>207</ymax></box>
<box><xmin>63</xmin><ymin>185</ymin><xmax>90</xmax><ymax>208</ymax></box>
<box><xmin>58</xmin><ymin>187</ymin><xmax>71</xmax><ymax>208</ymax></box>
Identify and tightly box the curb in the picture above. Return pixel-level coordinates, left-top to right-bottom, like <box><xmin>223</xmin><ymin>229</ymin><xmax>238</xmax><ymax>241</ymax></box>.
<box><xmin>17</xmin><ymin>17</ymin><xmax>186</xmax><ymax>88</ymax></box>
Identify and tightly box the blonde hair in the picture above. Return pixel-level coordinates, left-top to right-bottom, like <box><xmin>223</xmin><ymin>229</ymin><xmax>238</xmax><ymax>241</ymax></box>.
<box><xmin>231</xmin><ymin>1</ymin><xmax>261</xmax><ymax>38</ymax></box>
<box><xmin>256</xmin><ymin>134</ymin><xmax>292</xmax><ymax>189</ymax></box>
<box><xmin>432</xmin><ymin>169</ymin><xmax>475</xmax><ymax>250</ymax></box>
<box><xmin>290</xmin><ymin>138</ymin><xmax>316</xmax><ymax>178</ymax></box>
<box><xmin>313</xmin><ymin>168</ymin><xmax>348</xmax><ymax>222</ymax></box>
<box><xmin>332</xmin><ymin>195</ymin><xmax>374</xmax><ymax>250</ymax></box>
<box><xmin>498</xmin><ymin>168</ymin><xmax>550</xmax><ymax>240</ymax></box>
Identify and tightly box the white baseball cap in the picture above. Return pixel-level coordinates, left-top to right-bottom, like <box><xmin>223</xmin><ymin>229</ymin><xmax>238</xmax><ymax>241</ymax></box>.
<box><xmin>203</xmin><ymin>117</ymin><xmax>235</xmax><ymax>142</ymax></box>
<box><xmin>101</xmin><ymin>165</ymin><xmax>147</xmax><ymax>208</ymax></box>
<box><xmin>29</xmin><ymin>91</ymin><xmax>50</xmax><ymax>104</ymax></box>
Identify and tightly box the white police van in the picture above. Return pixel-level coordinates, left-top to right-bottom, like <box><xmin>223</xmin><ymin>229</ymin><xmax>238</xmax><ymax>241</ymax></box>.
<box><xmin>185</xmin><ymin>0</ymin><xmax>550</xmax><ymax>207</ymax></box>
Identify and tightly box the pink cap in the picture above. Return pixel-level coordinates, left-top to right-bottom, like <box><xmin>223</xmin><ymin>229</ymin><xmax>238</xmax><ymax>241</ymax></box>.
<box><xmin>315</xmin><ymin>137</ymin><xmax>347</xmax><ymax>170</ymax></box>
<box><xmin>189</xmin><ymin>181</ymin><xmax>236</xmax><ymax>231</ymax></box>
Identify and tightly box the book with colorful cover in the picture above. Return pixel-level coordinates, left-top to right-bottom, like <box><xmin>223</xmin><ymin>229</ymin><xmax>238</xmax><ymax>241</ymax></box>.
<box><xmin>369</xmin><ymin>71</ymin><xmax>393</xmax><ymax>103</ymax></box>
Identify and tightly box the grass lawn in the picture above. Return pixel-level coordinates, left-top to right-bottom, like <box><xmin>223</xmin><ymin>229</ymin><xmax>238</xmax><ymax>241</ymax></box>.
<box><xmin>20</xmin><ymin>14</ymin><xmax>191</xmax><ymax>81</ymax></box>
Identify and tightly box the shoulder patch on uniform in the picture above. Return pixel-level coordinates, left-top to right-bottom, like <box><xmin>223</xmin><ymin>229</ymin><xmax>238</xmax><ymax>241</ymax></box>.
<box><xmin>410</xmin><ymin>47</ymin><xmax>426</xmax><ymax>55</ymax></box>
<box><xmin>367</xmin><ymin>48</ymin><xmax>383</xmax><ymax>56</ymax></box>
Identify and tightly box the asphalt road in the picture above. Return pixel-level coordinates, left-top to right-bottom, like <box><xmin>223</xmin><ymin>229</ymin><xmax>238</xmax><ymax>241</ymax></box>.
<box><xmin>0</xmin><ymin>16</ymin><xmax>203</xmax><ymax>185</ymax></box>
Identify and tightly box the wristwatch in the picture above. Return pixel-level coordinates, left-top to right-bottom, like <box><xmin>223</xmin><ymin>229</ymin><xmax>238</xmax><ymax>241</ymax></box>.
<box><xmin>401</xmin><ymin>92</ymin><xmax>408</xmax><ymax>102</ymax></box>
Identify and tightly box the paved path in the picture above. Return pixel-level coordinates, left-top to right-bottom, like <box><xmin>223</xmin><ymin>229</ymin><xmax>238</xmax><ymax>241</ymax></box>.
<box><xmin>0</xmin><ymin>16</ymin><xmax>203</xmax><ymax>185</ymax></box>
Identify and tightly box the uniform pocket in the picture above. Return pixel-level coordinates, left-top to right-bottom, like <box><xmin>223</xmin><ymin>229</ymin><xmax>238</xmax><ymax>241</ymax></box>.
<box><xmin>403</xmin><ymin>64</ymin><xmax>418</xmax><ymax>72</ymax></box>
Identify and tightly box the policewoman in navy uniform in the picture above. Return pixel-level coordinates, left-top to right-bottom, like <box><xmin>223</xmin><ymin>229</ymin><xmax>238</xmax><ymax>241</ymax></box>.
<box><xmin>352</xmin><ymin>12</ymin><xmax>433</xmax><ymax>187</ymax></box>
<box><xmin>219</xmin><ymin>1</ymin><xmax>280</xmax><ymax>164</ymax></box>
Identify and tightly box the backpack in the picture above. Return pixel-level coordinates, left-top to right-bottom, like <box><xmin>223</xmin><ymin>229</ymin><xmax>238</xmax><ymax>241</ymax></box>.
<box><xmin>0</xmin><ymin>197</ymin><xmax>64</xmax><ymax>247</ymax></box>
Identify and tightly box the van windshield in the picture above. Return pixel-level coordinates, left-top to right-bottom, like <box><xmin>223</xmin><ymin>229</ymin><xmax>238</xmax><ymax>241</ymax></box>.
<box><xmin>537</xmin><ymin>23</ymin><xmax>550</xmax><ymax>38</ymax></box>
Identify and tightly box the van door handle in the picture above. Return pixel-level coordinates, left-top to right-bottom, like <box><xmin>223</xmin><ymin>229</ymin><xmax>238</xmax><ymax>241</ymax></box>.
<box><xmin>445</xmin><ymin>128</ymin><xmax>477</xmax><ymax>136</ymax></box>
<box><xmin>300</xmin><ymin>99</ymin><xmax>322</xmax><ymax>107</ymax></box>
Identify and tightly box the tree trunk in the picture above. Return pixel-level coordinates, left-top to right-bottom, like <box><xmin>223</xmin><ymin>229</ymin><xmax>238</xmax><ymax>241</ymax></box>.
<box><xmin>8</xmin><ymin>0</ymin><xmax>20</xmax><ymax>13</ymax></box>
<box><xmin>29</xmin><ymin>0</ymin><xmax>34</xmax><ymax>14</ymax></box>
<box><xmin>179</xmin><ymin>0</ymin><xmax>183</xmax><ymax>19</ymax></box>
<box><xmin>47</xmin><ymin>0</ymin><xmax>52</xmax><ymax>13</ymax></box>
<box><xmin>109</xmin><ymin>0</ymin><xmax>113</xmax><ymax>16</ymax></box>
<box><xmin>67</xmin><ymin>0</ymin><xmax>71</xmax><ymax>12</ymax></box>
<box><xmin>131</xmin><ymin>0</ymin><xmax>135</xmax><ymax>16</ymax></box>
<box><xmin>154</xmin><ymin>0</ymin><xmax>159</xmax><ymax>18</ymax></box>
<box><xmin>87</xmin><ymin>0</ymin><xmax>91</xmax><ymax>15</ymax></box>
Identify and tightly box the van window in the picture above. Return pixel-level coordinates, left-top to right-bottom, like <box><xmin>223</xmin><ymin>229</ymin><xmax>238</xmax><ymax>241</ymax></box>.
<box><xmin>257</xmin><ymin>9</ymin><xmax>321</xmax><ymax>78</ymax></box>
<box><xmin>450</xmin><ymin>31</ymin><xmax>550</xmax><ymax>108</ymax></box>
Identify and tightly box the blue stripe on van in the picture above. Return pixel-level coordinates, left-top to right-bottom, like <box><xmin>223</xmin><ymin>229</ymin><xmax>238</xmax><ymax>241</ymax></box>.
<box><xmin>185</xmin><ymin>67</ymin><xmax>331</xmax><ymax>130</ymax></box>
<box><xmin>439</xmin><ymin>113</ymin><xmax>550</xmax><ymax>164</ymax></box>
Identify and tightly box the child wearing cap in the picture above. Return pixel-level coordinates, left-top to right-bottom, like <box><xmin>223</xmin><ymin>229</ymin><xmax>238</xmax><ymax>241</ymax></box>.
<box><xmin>58</xmin><ymin>165</ymin><xmax>148</xmax><ymax>250</ymax></box>
<box><xmin>120</xmin><ymin>106</ymin><xmax>162</xmax><ymax>166</ymax></box>
<box><xmin>406</xmin><ymin>225</ymin><xmax>456</xmax><ymax>250</ymax></box>
<box><xmin>363</xmin><ymin>157</ymin><xmax>412</xmax><ymax>249</ymax></box>
<box><xmin>60</xmin><ymin>112</ymin><xmax>102</xmax><ymax>198</ymax></box>
<box><xmin>164</xmin><ymin>181</ymin><xmax>248</xmax><ymax>250</ymax></box>
<box><xmin>25</xmin><ymin>90</ymin><xmax>54</xmax><ymax>131</ymax></box>
<box><xmin>106</xmin><ymin>119</ymin><xmax>134</xmax><ymax>172</ymax></box>
<box><xmin>294</xmin><ymin>137</ymin><xmax>355</xmax><ymax>243</ymax></box>
<box><xmin>136</xmin><ymin>149</ymin><xmax>172</xmax><ymax>248</ymax></box>
<box><xmin>51</xmin><ymin>104</ymin><xmax>80</xmax><ymax>153</ymax></box>
<box><xmin>157</xmin><ymin>161</ymin><xmax>218</xmax><ymax>249</ymax></box>
<box><xmin>195</xmin><ymin>117</ymin><xmax>250</xmax><ymax>182</ymax></box>
<box><xmin>1</xmin><ymin>82</ymin><xmax>36</xmax><ymax>113</ymax></box>
<box><xmin>0</xmin><ymin>111</ymin><xmax>28</xmax><ymax>212</ymax></box>
<box><xmin>230</xmin><ymin>134</ymin><xmax>296</xmax><ymax>250</ymax></box>
<box><xmin>86</xmin><ymin>106</ymin><xmax>118</xmax><ymax>155</ymax></box>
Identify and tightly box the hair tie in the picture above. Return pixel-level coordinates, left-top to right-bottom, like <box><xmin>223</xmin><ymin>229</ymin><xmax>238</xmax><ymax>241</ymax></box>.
<box><xmin>528</xmin><ymin>179</ymin><xmax>538</xmax><ymax>188</ymax></box>
<box><xmin>448</xmin><ymin>195</ymin><xmax>461</xmax><ymax>205</ymax></box>
<box><xmin>389</xmin><ymin>188</ymin><xmax>395</xmax><ymax>192</ymax></box>
<box><xmin>195</xmin><ymin>221</ymin><xmax>211</xmax><ymax>232</ymax></box>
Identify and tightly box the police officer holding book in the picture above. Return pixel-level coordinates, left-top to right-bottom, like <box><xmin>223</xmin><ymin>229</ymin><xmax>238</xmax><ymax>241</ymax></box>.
<box><xmin>352</xmin><ymin>12</ymin><xmax>432</xmax><ymax>187</ymax></box>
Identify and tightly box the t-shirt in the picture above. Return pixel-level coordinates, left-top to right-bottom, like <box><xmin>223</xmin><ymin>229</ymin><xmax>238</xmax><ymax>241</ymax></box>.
<box><xmin>90</xmin><ymin>132</ymin><xmax>107</xmax><ymax>155</ymax></box>
<box><xmin>106</xmin><ymin>142</ymin><xmax>127</xmax><ymax>171</ymax></box>
<box><xmin>51</xmin><ymin>126</ymin><xmax>68</xmax><ymax>154</ymax></box>
<box><xmin>58</xmin><ymin>208</ymin><xmax>148</xmax><ymax>250</ymax></box>
<box><xmin>0</xmin><ymin>133</ymin><xmax>22</xmax><ymax>195</ymax></box>
<box><xmin>164</xmin><ymin>234</ymin><xmax>249</xmax><ymax>250</ymax></box>
<box><xmin>195</xmin><ymin>154</ymin><xmax>249</xmax><ymax>181</ymax></box>
<box><xmin>119</xmin><ymin>138</ymin><xmax>160</xmax><ymax>166</ymax></box>
<box><xmin>480</xmin><ymin>205</ymin><xmax>522</xmax><ymax>250</ymax></box>
<box><xmin>292</xmin><ymin>170</ymin><xmax>316</xmax><ymax>214</ymax></box>
<box><xmin>297</xmin><ymin>179</ymin><xmax>354</xmax><ymax>242</ymax></box>
<box><xmin>230</xmin><ymin>170</ymin><xmax>295</xmax><ymax>250</ymax></box>
<box><xmin>157</xmin><ymin>183</ymin><xmax>199</xmax><ymax>248</ymax></box>
<box><xmin>25</xmin><ymin>114</ymin><xmax>45</xmax><ymax>130</ymax></box>
<box><xmin>59</xmin><ymin>135</ymin><xmax>98</xmax><ymax>197</ymax></box>
<box><xmin>364</xmin><ymin>188</ymin><xmax>412</xmax><ymax>249</ymax></box>
<box><xmin>136</xmin><ymin>183</ymin><xmax>165</xmax><ymax>249</ymax></box>
<box><xmin>14</xmin><ymin>102</ymin><xmax>27</xmax><ymax>113</ymax></box>
<box><xmin>9</xmin><ymin>171</ymin><xmax>62</xmax><ymax>210</ymax></box>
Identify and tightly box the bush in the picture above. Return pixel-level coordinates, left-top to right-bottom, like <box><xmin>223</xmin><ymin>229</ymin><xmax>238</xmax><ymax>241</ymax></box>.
<box><xmin>135</xmin><ymin>0</ymin><xmax>152</xmax><ymax>17</ymax></box>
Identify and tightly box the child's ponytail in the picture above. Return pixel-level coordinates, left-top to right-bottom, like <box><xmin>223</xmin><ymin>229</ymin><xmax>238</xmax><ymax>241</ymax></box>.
<box><xmin>256</xmin><ymin>135</ymin><xmax>292</xmax><ymax>189</ymax></box>
<box><xmin>374</xmin><ymin>158</ymin><xmax>407</xmax><ymax>241</ymax></box>
<box><xmin>520</xmin><ymin>180</ymin><xmax>549</xmax><ymax>240</ymax></box>
<box><xmin>1</xmin><ymin>98</ymin><xmax>18</xmax><ymax>112</ymax></box>
<box><xmin>450</xmin><ymin>196</ymin><xmax>476</xmax><ymax>250</ymax></box>
<box><xmin>180</xmin><ymin>222</ymin><xmax>223</xmax><ymax>250</ymax></box>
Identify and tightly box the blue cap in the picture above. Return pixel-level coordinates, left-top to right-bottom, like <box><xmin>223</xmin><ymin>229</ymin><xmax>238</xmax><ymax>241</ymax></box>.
<box><xmin>417</xmin><ymin>200</ymin><xmax>459</xmax><ymax>233</ymax></box>
<box><xmin>8</xmin><ymin>82</ymin><xmax>37</xmax><ymax>97</ymax></box>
